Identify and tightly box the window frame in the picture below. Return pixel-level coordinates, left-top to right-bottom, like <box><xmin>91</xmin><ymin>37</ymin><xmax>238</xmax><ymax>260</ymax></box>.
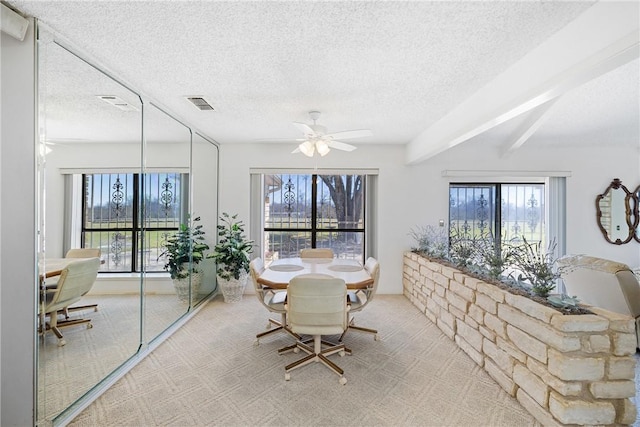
<box><xmin>80</xmin><ymin>172</ymin><xmax>184</xmax><ymax>273</ymax></box>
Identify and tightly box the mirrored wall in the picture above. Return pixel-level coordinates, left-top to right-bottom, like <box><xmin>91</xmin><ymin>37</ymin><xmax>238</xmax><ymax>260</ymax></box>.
<box><xmin>37</xmin><ymin>25</ymin><xmax>219</xmax><ymax>425</ymax></box>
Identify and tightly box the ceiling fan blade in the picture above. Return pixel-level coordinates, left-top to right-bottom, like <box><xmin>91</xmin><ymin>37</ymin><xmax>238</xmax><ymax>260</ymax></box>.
<box><xmin>326</xmin><ymin>140</ymin><xmax>357</xmax><ymax>152</ymax></box>
<box><xmin>254</xmin><ymin>137</ymin><xmax>307</xmax><ymax>142</ymax></box>
<box><xmin>293</xmin><ymin>122</ymin><xmax>316</xmax><ymax>137</ymax></box>
<box><xmin>324</xmin><ymin>129</ymin><xmax>372</xmax><ymax>140</ymax></box>
<box><xmin>291</xmin><ymin>146</ymin><xmax>302</xmax><ymax>154</ymax></box>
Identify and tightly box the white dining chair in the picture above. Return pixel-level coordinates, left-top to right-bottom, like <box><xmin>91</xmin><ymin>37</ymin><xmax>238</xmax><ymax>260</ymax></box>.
<box><xmin>278</xmin><ymin>273</ymin><xmax>351</xmax><ymax>385</ymax></box>
<box><xmin>339</xmin><ymin>257</ymin><xmax>380</xmax><ymax>341</ymax></box>
<box><xmin>250</xmin><ymin>258</ymin><xmax>299</xmax><ymax>345</ymax></box>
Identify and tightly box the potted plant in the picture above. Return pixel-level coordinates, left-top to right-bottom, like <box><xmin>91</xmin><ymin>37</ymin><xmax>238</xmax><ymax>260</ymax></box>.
<box><xmin>160</xmin><ymin>216</ymin><xmax>210</xmax><ymax>302</ymax></box>
<box><xmin>208</xmin><ymin>212</ymin><xmax>254</xmax><ymax>303</ymax></box>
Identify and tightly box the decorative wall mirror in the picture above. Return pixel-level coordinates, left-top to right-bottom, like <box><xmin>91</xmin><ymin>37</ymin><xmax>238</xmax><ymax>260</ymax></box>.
<box><xmin>634</xmin><ymin>185</ymin><xmax>640</xmax><ymax>243</ymax></box>
<box><xmin>595</xmin><ymin>178</ymin><xmax>636</xmax><ymax>245</ymax></box>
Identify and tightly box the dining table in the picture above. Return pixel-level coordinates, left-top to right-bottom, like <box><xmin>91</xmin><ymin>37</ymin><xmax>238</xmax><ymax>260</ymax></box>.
<box><xmin>257</xmin><ymin>257</ymin><xmax>373</xmax><ymax>290</ymax></box>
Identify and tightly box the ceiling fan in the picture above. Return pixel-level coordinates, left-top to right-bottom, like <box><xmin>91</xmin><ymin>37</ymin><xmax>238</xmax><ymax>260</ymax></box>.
<box><xmin>291</xmin><ymin>111</ymin><xmax>372</xmax><ymax>157</ymax></box>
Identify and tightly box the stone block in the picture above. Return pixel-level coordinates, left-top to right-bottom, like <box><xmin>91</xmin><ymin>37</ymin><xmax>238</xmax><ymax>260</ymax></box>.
<box><xmin>527</xmin><ymin>358</ymin><xmax>582</xmax><ymax>397</ymax></box>
<box><xmin>476</xmin><ymin>281</ymin><xmax>506</xmax><ymax>303</ymax></box>
<box><xmin>426</xmin><ymin>298</ymin><xmax>440</xmax><ymax>318</ymax></box>
<box><xmin>513</xmin><ymin>364</ymin><xmax>548</xmax><ymax>407</ymax></box>
<box><xmin>516</xmin><ymin>389</ymin><xmax>564</xmax><ymax>427</ymax></box>
<box><xmin>457</xmin><ymin>321</ymin><xmax>483</xmax><ymax>352</ymax></box>
<box><xmin>478</xmin><ymin>325</ymin><xmax>496</xmax><ymax>342</ymax></box>
<box><xmin>434</xmin><ymin>283</ymin><xmax>446</xmax><ymax>297</ymax></box>
<box><xmin>612</xmin><ymin>332</ymin><xmax>637</xmax><ymax>356</ymax></box>
<box><xmin>484</xmin><ymin>312</ymin><xmax>506</xmax><ymax>338</ymax></box>
<box><xmin>454</xmin><ymin>335</ymin><xmax>484</xmax><ymax>367</ymax></box>
<box><xmin>582</xmin><ymin>334</ymin><xmax>610</xmax><ymax>353</ymax></box>
<box><xmin>550</xmin><ymin>313</ymin><xmax>608</xmax><ymax>332</ymax></box>
<box><xmin>476</xmin><ymin>293</ymin><xmax>497</xmax><ymax>314</ymax></box>
<box><xmin>548</xmin><ymin>391</ymin><xmax>615</xmax><ymax>425</ymax></box>
<box><xmin>446</xmin><ymin>289</ymin><xmax>469</xmax><ymax>313</ymax></box>
<box><xmin>506</xmin><ymin>325</ymin><xmax>547</xmax><ymax>363</ymax></box>
<box><xmin>497</xmin><ymin>337</ymin><xmax>527</xmax><ymax>364</ymax></box>
<box><xmin>589</xmin><ymin>380</ymin><xmax>635</xmax><ymax>399</ymax></box>
<box><xmin>483</xmin><ymin>338</ymin><xmax>514</xmax><ymax>375</ymax></box>
<box><xmin>431</xmin><ymin>293</ymin><xmax>448</xmax><ymax>311</ymax></box>
<box><xmin>485</xmin><ymin>359</ymin><xmax>516</xmax><ymax>396</ymax></box>
<box><xmin>498</xmin><ymin>305</ymin><xmax>580</xmax><ymax>352</ymax></box>
<box><xmin>588</xmin><ymin>307</ymin><xmax>635</xmax><ymax>333</ymax></box>
<box><xmin>432</xmin><ymin>271</ymin><xmax>449</xmax><ymax>288</ymax></box>
<box><xmin>449</xmin><ymin>304</ymin><xmax>465</xmax><ymax>321</ymax></box>
<box><xmin>607</xmin><ymin>356</ymin><xmax>636</xmax><ymax>380</ymax></box>
<box><xmin>449</xmin><ymin>280</ymin><xmax>475</xmax><ymax>302</ymax></box>
<box><xmin>440</xmin><ymin>265</ymin><xmax>458</xmax><ymax>279</ymax></box>
<box><xmin>547</xmin><ymin>348</ymin><xmax>604</xmax><ymax>381</ymax></box>
<box><xmin>615</xmin><ymin>398</ymin><xmax>637</xmax><ymax>425</ymax></box>
<box><xmin>467</xmin><ymin>303</ymin><xmax>484</xmax><ymax>324</ymax></box>
<box><xmin>436</xmin><ymin>318</ymin><xmax>455</xmax><ymax>339</ymax></box>
<box><xmin>462</xmin><ymin>276</ymin><xmax>482</xmax><ymax>290</ymax></box>
<box><xmin>505</xmin><ymin>293</ymin><xmax>556</xmax><ymax>323</ymax></box>
<box><xmin>463</xmin><ymin>315</ymin><xmax>479</xmax><ymax>330</ymax></box>
<box><xmin>439</xmin><ymin>309</ymin><xmax>456</xmax><ymax>331</ymax></box>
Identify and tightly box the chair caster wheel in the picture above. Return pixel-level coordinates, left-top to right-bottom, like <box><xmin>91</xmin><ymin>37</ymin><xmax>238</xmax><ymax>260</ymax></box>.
<box><xmin>339</xmin><ymin>377</ymin><xmax>347</xmax><ymax>385</ymax></box>
<box><xmin>266</xmin><ymin>323</ymin><xmax>272</xmax><ymax>329</ymax></box>
<box><xmin>339</xmin><ymin>350</ymin><xmax>345</xmax><ymax>357</ymax></box>
<box><xmin>87</xmin><ymin>323</ymin><xmax>93</xmax><ymax>329</ymax></box>
<box><xmin>57</xmin><ymin>339</ymin><xmax>66</xmax><ymax>347</ymax></box>
<box><xmin>254</xmin><ymin>340</ymin><xmax>260</xmax><ymax>346</ymax></box>
<box><xmin>293</xmin><ymin>347</ymin><xmax>299</xmax><ymax>353</ymax></box>
<box><xmin>285</xmin><ymin>373</ymin><xmax>291</xmax><ymax>381</ymax></box>
<box><xmin>373</xmin><ymin>335</ymin><xmax>379</xmax><ymax>341</ymax></box>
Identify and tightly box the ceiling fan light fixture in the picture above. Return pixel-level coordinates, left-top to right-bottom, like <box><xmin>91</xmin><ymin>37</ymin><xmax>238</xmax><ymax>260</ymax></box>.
<box><xmin>316</xmin><ymin>140</ymin><xmax>330</xmax><ymax>156</ymax></box>
<box><xmin>299</xmin><ymin>140</ymin><xmax>315</xmax><ymax>157</ymax></box>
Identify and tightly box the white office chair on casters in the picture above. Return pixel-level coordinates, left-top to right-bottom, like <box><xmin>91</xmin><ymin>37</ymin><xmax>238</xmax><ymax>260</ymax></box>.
<box><xmin>250</xmin><ymin>258</ymin><xmax>300</xmax><ymax>345</ymax></box>
<box><xmin>340</xmin><ymin>257</ymin><xmax>380</xmax><ymax>342</ymax></box>
<box><xmin>278</xmin><ymin>274</ymin><xmax>351</xmax><ymax>385</ymax></box>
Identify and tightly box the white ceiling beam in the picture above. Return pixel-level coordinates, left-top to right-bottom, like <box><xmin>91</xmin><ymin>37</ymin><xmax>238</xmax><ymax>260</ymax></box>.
<box><xmin>500</xmin><ymin>98</ymin><xmax>559</xmax><ymax>157</ymax></box>
<box><xmin>406</xmin><ymin>1</ymin><xmax>640</xmax><ymax>165</ymax></box>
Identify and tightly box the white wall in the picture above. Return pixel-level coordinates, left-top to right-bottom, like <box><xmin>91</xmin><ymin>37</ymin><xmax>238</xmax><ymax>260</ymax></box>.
<box><xmin>1</xmin><ymin>19</ymin><xmax>37</xmax><ymax>426</ymax></box>
<box><xmin>219</xmin><ymin>138</ymin><xmax>639</xmax><ymax>295</ymax></box>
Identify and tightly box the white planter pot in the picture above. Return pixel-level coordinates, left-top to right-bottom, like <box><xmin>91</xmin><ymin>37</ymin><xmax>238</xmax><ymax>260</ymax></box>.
<box><xmin>172</xmin><ymin>269</ymin><xmax>203</xmax><ymax>302</ymax></box>
<box><xmin>218</xmin><ymin>271</ymin><xmax>248</xmax><ymax>303</ymax></box>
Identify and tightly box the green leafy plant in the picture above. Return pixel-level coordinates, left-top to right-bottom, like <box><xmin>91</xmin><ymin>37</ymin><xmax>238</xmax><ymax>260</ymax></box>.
<box><xmin>547</xmin><ymin>294</ymin><xmax>580</xmax><ymax>309</ymax></box>
<box><xmin>208</xmin><ymin>213</ymin><xmax>254</xmax><ymax>280</ymax></box>
<box><xmin>160</xmin><ymin>216</ymin><xmax>209</xmax><ymax>280</ymax></box>
<box><xmin>512</xmin><ymin>237</ymin><xmax>560</xmax><ymax>297</ymax></box>
<box><xmin>409</xmin><ymin>225</ymin><xmax>448</xmax><ymax>259</ymax></box>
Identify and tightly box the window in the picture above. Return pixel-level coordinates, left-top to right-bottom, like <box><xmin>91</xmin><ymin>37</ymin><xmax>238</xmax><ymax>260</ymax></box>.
<box><xmin>82</xmin><ymin>173</ymin><xmax>183</xmax><ymax>272</ymax></box>
<box><xmin>263</xmin><ymin>174</ymin><xmax>365</xmax><ymax>262</ymax></box>
<box><xmin>449</xmin><ymin>183</ymin><xmax>545</xmax><ymax>255</ymax></box>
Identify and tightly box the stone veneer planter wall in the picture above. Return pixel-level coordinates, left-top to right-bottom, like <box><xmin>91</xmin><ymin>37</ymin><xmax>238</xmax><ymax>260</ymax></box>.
<box><xmin>403</xmin><ymin>252</ymin><xmax>637</xmax><ymax>426</ymax></box>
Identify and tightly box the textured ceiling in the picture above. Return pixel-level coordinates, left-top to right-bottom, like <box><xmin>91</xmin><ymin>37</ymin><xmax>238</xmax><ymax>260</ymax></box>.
<box><xmin>7</xmin><ymin>0</ymin><xmax>639</xmax><ymax>157</ymax></box>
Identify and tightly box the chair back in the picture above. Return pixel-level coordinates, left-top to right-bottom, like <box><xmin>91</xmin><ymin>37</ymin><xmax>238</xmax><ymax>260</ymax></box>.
<box><xmin>66</xmin><ymin>248</ymin><xmax>101</xmax><ymax>258</ymax></box>
<box><xmin>45</xmin><ymin>258</ymin><xmax>100</xmax><ymax>315</ymax></box>
<box><xmin>300</xmin><ymin>248</ymin><xmax>334</xmax><ymax>259</ymax></box>
<box><xmin>287</xmin><ymin>274</ymin><xmax>347</xmax><ymax>336</ymax></box>
<box><xmin>558</xmin><ymin>254</ymin><xmax>640</xmax><ymax>318</ymax></box>
<box><xmin>363</xmin><ymin>257</ymin><xmax>380</xmax><ymax>303</ymax></box>
<box><xmin>249</xmin><ymin>258</ymin><xmax>265</xmax><ymax>293</ymax></box>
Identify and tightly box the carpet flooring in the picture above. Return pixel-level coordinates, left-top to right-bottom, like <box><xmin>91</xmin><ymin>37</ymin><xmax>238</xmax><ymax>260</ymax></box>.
<box><xmin>67</xmin><ymin>294</ymin><xmax>541</xmax><ymax>426</ymax></box>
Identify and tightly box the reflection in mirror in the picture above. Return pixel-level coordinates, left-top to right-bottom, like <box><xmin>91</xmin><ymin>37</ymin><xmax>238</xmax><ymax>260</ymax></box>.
<box><xmin>595</xmin><ymin>178</ymin><xmax>634</xmax><ymax>245</ymax></box>
<box><xmin>634</xmin><ymin>185</ymin><xmax>640</xmax><ymax>243</ymax></box>
<box><xmin>190</xmin><ymin>133</ymin><xmax>220</xmax><ymax>305</ymax></box>
<box><xmin>38</xmin><ymin>34</ymin><xmax>142</xmax><ymax>423</ymax></box>
<box><xmin>143</xmin><ymin>104</ymin><xmax>191</xmax><ymax>340</ymax></box>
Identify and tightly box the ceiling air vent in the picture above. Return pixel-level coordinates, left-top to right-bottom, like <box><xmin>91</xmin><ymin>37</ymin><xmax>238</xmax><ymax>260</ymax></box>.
<box><xmin>186</xmin><ymin>96</ymin><xmax>215</xmax><ymax>111</ymax></box>
<box><xmin>97</xmin><ymin>95</ymin><xmax>138</xmax><ymax>111</ymax></box>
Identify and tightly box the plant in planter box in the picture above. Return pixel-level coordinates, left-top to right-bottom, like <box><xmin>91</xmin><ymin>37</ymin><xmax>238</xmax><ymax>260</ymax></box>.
<box><xmin>208</xmin><ymin>212</ymin><xmax>254</xmax><ymax>303</ymax></box>
<box><xmin>512</xmin><ymin>237</ymin><xmax>560</xmax><ymax>297</ymax></box>
<box><xmin>160</xmin><ymin>216</ymin><xmax>209</xmax><ymax>301</ymax></box>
